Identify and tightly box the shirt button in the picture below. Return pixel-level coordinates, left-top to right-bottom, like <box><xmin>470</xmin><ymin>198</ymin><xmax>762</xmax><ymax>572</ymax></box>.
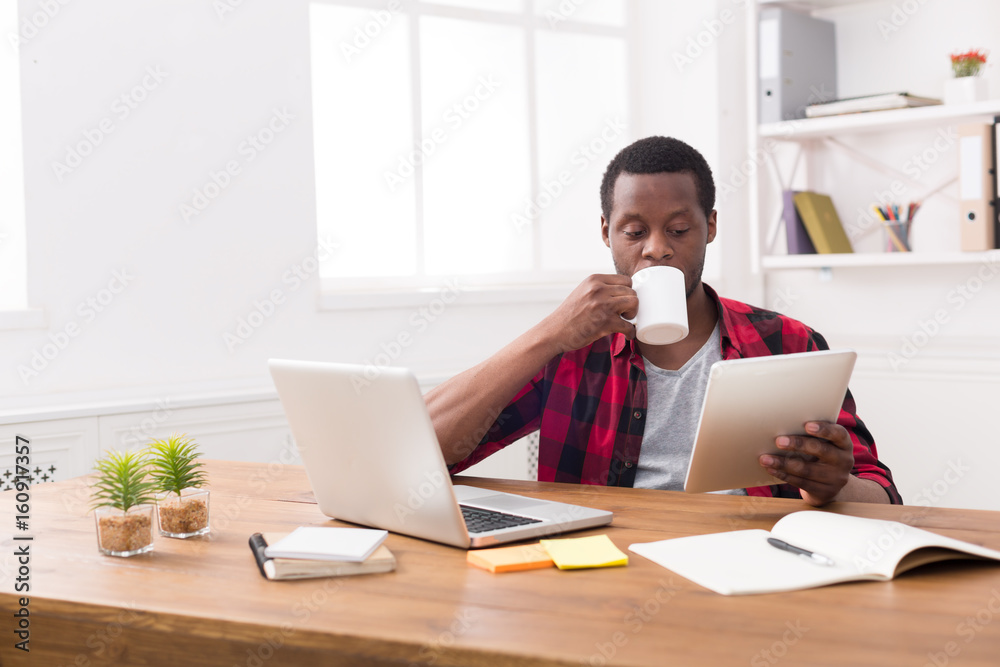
<box><xmin>625</xmin><ymin>461</ymin><xmax>633</xmax><ymax>469</ymax></box>
<box><xmin>633</xmin><ymin>411</ymin><xmax>642</xmax><ymax>419</ymax></box>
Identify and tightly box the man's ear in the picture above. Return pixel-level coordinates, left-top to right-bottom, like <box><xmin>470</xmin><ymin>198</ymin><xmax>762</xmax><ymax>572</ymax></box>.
<box><xmin>706</xmin><ymin>210</ymin><xmax>718</xmax><ymax>244</ymax></box>
<box><xmin>601</xmin><ymin>216</ymin><xmax>610</xmax><ymax>248</ymax></box>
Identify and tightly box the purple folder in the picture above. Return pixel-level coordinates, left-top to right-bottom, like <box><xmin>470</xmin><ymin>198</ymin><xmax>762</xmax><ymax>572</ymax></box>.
<box><xmin>783</xmin><ymin>190</ymin><xmax>816</xmax><ymax>254</ymax></box>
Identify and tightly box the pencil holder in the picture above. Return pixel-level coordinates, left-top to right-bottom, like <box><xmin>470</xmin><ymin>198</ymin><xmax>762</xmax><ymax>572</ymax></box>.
<box><xmin>884</xmin><ymin>222</ymin><xmax>910</xmax><ymax>252</ymax></box>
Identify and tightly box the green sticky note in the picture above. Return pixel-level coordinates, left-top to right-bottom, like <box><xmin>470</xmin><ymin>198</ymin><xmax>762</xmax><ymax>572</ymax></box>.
<box><xmin>539</xmin><ymin>534</ymin><xmax>628</xmax><ymax>570</ymax></box>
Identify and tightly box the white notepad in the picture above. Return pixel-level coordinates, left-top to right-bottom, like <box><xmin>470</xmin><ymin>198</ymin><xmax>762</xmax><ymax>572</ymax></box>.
<box><xmin>264</xmin><ymin>527</ymin><xmax>388</xmax><ymax>562</ymax></box>
<box><xmin>629</xmin><ymin>511</ymin><xmax>1000</xmax><ymax>596</ymax></box>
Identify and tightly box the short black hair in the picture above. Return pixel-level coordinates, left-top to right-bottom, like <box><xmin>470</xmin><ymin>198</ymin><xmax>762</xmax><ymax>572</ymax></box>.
<box><xmin>600</xmin><ymin>136</ymin><xmax>715</xmax><ymax>222</ymax></box>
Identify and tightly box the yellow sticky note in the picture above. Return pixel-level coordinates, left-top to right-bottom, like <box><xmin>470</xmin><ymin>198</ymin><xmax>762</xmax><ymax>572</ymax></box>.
<box><xmin>539</xmin><ymin>534</ymin><xmax>628</xmax><ymax>570</ymax></box>
<box><xmin>467</xmin><ymin>543</ymin><xmax>554</xmax><ymax>573</ymax></box>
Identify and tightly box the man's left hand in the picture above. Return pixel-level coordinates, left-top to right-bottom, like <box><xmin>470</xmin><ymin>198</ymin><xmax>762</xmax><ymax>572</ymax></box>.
<box><xmin>758</xmin><ymin>421</ymin><xmax>854</xmax><ymax>506</ymax></box>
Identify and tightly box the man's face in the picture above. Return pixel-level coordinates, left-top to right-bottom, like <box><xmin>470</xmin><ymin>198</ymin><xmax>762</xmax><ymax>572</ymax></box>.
<box><xmin>601</xmin><ymin>171</ymin><xmax>717</xmax><ymax>298</ymax></box>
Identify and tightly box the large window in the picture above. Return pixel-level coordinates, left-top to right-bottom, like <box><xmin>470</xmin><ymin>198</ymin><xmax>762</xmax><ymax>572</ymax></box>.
<box><xmin>310</xmin><ymin>0</ymin><xmax>631</xmax><ymax>295</ymax></box>
<box><xmin>1</xmin><ymin>7</ymin><xmax>28</xmax><ymax>311</ymax></box>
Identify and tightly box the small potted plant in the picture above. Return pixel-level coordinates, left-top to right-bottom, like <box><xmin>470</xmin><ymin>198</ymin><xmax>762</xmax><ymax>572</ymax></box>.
<box><xmin>945</xmin><ymin>49</ymin><xmax>989</xmax><ymax>105</ymax></box>
<box><xmin>91</xmin><ymin>449</ymin><xmax>158</xmax><ymax>557</ymax></box>
<box><xmin>148</xmin><ymin>434</ymin><xmax>210</xmax><ymax>538</ymax></box>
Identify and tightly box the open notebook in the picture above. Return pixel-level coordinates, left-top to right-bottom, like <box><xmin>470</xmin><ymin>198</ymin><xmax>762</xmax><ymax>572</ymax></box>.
<box><xmin>629</xmin><ymin>511</ymin><xmax>1000</xmax><ymax>596</ymax></box>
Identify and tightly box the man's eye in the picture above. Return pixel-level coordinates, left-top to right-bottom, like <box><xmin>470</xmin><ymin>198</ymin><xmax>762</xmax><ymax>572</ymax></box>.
<box><xmin>623</xmin><ymin>230</ymin><xmax>645</xmax><ymax>238</ymax></box>
<box><xmin>669</xmin><ymin>228</ymin><xmax>690</xmax><ymax>236</ymax></box>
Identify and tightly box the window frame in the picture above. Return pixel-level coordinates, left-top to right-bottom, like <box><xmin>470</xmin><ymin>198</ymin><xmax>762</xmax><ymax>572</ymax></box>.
<box><xmin>310</xmin><ymin>0</ymin><xmax>637</xmax><ymax>309</ymax></box>
<box><xmin>0</xmin><ymin>5</ymin><xmax>41</xmax><ymax>326</ymax></box>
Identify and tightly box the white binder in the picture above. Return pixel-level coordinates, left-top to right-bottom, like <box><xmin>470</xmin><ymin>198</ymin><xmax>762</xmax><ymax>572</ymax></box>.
<box><xmin>758</xmin><ymin>8</ymin><xmax>837</xmax><ymax>124</ymax></box>
<box><xmin>958</xmin><ymin>122</ymin><xmax>996</xmax><ymax>251</ymax></box>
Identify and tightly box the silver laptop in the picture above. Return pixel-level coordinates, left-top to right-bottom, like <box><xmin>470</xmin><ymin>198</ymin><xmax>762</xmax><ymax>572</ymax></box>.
<box><xmin>268</xmin><ymin>359</ymin><xmax>613</xmax><ymax>548</ymax></box>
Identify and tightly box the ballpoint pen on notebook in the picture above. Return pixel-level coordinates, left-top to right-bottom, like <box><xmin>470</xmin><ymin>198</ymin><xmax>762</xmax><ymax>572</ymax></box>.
<box><xmin>766</xmin><ymin>537</ymin><xmax>835</xmax><ymax>567</ymax></box>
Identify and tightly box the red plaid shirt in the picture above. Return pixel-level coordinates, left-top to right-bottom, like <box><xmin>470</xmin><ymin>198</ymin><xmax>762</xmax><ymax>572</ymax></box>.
<box><xmin>451</xmin><ymin>284</ymin><xmax>902</xmax><ymax>503</ymax></box>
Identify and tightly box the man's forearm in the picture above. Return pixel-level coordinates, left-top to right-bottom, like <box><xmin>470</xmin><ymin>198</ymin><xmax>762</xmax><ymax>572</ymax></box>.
<box><xmin>835</xmin><ymin>475</ymin><xmax>892</xmax><ymax>504</ymax></box>
<box><xmin>425</xmin><ymin>323</ymin><xmax>561</xmax><ymax>466</ymax></box>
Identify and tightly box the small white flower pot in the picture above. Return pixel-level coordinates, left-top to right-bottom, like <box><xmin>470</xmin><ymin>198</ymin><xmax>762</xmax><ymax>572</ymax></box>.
<box><xmin>944</xmin><ymin>76</ymin><xmax>989</xmax><ymax>105</ymax></box>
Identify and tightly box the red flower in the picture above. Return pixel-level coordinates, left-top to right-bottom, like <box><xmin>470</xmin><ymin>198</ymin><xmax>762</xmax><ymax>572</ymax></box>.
<box><xmin>950</xmin><ymin>49</ymin><xmax>988</xmax><ymax>64</ymax></box>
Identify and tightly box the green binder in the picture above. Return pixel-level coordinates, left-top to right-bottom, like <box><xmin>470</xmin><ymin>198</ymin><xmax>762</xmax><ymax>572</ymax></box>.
<box><xmin>792</xmin><ymin>192</ymin><xmax>854</xmax><ymax>254</ymax></box>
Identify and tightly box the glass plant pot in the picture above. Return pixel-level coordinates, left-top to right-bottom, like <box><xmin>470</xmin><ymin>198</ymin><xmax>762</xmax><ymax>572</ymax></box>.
<box><xmin>156</xmin><ymin>488</ymin><xmax>210</xmax><ymax>538</ymax></box>
<box><xmin>95</xmin><ymin>504</ymin><xmax>155</xmax><ymax>557</ymax></box>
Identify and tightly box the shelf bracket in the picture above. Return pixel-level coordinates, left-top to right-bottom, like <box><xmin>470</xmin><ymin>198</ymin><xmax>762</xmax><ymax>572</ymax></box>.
<box><xmin>763</xmin><ymin>143</ymin><xmax>804</xmax><ymax>255</ymax></box>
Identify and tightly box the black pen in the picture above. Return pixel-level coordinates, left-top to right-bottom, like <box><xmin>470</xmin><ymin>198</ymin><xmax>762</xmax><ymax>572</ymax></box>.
<box><xmin>767</xmin><ymin>537</ymin><xmax>835</xmax><ymax>566</ymax></box>
<box><xmin>249</xmin><ymin>533</ymin><xmax>274</xmax><ymax>579</ymax></box>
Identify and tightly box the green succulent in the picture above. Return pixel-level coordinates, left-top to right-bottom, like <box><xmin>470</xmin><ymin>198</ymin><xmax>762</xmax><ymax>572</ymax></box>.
<box><xmin>90</xmin><ymin>449</ymin><xmax>159</xmax><ymax>512</ymax></box>
<box><xmin>146</xmin><ymin>434</ymin><xmax>208</xmax><ymax>497</ymax></box>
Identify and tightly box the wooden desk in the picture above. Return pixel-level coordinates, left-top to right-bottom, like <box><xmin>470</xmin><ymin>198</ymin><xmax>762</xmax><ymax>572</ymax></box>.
<box><xmin>2</xmin><ymin>460</ymin><xmax>1000</xmax><ymax>666</ymax></box>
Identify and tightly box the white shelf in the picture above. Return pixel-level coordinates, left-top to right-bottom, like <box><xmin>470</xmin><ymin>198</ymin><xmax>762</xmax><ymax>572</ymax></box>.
<box><xmin>758</xmin><ymin>0</ymin><xmax>873</xmax><ymax>7</ymax></box>
<box><xmin>759</xmin><ymin>99</ymin><xmax>1000</xmax><ymax>140</ymax></box>
<box><xmin>762</xmin><ymin>250</ymin><xmax>1000</xmax><ymax>269</ymax></box>
<box><xmin>758</xmin><ymin>0</ymin><xmax>904</xmax><ymax>17</ymax></box>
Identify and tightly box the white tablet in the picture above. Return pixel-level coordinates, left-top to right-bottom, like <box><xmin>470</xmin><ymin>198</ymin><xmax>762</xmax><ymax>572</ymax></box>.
<box><xmin>683</xmin><ymin>349</ymin><xmax>857</xmax><ymax>494</ymax></box>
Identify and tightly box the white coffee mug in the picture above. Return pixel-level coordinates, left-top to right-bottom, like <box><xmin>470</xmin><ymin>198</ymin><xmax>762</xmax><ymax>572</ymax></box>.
<box><xmin>627</xmin><ymin>266</ymin><xmax>689</xmax><ymax>345</ymax></box>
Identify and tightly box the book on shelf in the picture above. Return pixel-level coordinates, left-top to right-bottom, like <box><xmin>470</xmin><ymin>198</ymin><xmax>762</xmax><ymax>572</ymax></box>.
<box><xmin>793</xmin><ymin>191</ymin><xmax>853</xmax><ymax>254</ymax></box>
<box><xmin>249</xmin><ymin>533</ymin><xmax>396</xmax><ymax>581</ymax></box>
<box><xmin>805</xmin><ymin>92</ymin><xmax>941</xmax><ymax>118</ymax></box>
<box><xmin>629</xmin><ymin>511</ymin><xmax>1000</xmax><ymax>596</ymax></box>
<box><xmin>782</xmin><ymin>190</ymin><xmax>816</xmax><ymax>254</ymax></box>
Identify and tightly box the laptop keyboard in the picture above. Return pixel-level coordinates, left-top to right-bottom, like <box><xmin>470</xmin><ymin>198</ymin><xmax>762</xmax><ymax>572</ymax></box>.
<box><xmin>460</xmin><ymin>505</ymin><xmax>542</xmax><ymax>534</ymax></box>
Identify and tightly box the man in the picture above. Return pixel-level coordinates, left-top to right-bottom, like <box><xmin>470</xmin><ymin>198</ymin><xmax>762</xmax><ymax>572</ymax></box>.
<box><xmin>426</xmin><ymin>136</ymin><xmax>900</xmax><ymax>506</ymax></box>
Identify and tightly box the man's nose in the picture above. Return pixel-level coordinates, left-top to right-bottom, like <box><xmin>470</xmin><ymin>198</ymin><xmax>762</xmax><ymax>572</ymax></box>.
<box><xmin>642</xmin><ymin>231</ymin><xmax>674</xmax><ymax>260</ymax></box>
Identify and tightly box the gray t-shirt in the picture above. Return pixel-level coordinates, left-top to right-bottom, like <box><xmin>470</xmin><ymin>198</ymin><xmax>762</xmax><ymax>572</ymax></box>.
<box><xmin>634</xmin><ymin>324</ymin><xmax>746</xmax><ymax>495</ymax></box>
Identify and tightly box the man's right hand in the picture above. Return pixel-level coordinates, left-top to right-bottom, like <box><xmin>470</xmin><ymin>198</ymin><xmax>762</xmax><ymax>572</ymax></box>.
<box><xmin>538</xmin><ymin>274</ymin><xmax>638</xmax><ymax>354</ymax></box>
